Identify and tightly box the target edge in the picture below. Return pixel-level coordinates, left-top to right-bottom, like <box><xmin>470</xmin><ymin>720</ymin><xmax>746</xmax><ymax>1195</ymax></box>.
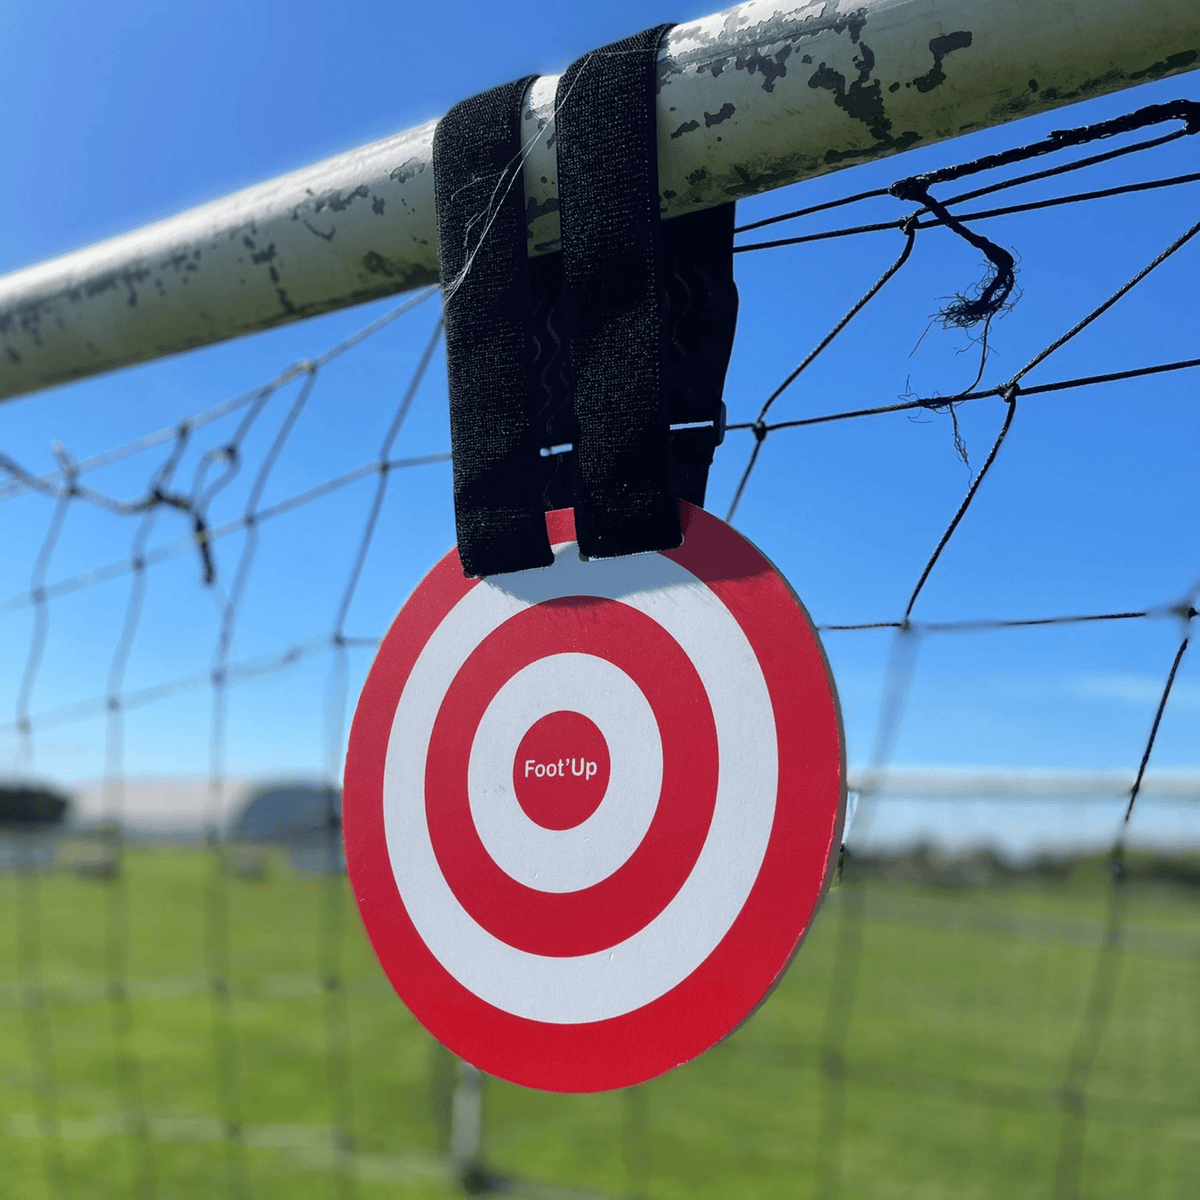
<box><xmin>343</xmin><ymin>502</ymin><xmax>846</xmax><ymax>1092</ymax></box>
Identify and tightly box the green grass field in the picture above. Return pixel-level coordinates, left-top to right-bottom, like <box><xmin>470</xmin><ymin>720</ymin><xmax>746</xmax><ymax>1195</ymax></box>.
<box><xmin>2</xmin><ymin>846</ymin><xmax>1197</xmax><ymax>1199</ymax></box>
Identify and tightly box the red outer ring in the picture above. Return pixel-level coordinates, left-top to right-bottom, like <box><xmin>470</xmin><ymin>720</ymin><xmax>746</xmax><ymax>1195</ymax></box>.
<box><xmin>426</xmin><ymin>598</ymin><xmax>718</xmax><ymax>957</ymax></box>
<box><xmin>343</xmin><ymin>504</ymin><xmax>845</xmax><ymax>1093</ymax></box>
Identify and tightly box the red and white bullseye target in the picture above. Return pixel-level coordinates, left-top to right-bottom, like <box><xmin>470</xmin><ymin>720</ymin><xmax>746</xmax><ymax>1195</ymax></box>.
<box><xmin>344</xmin><ymin>502</ymin><xmax>844</xmax><ymax>1092</ymax></box>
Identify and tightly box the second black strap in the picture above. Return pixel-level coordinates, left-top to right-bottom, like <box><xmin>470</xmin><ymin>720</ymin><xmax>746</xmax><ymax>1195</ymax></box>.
<box><xmin>556</xmin><ymin>25</ymin><xmax>681</xmax><ymax>559</ymax></box>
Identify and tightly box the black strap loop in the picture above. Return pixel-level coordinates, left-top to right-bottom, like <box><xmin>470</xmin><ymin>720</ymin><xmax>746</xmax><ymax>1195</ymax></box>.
<box><xmin>433</xmin><ymin>77</ymin><xmax>554</xmax><ymax>578</ymax></box>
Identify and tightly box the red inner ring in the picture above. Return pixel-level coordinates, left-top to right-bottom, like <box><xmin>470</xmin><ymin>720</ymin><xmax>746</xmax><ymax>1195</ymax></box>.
<box><xmin>425</xmin><ymin>597</ymin><xmax>719</xmax><ymax>958</ymax></box>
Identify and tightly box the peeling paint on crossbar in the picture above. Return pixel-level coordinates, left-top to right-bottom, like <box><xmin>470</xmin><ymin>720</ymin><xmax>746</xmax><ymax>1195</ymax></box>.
<box><xmin>1</xmin><ymin>0</ymin><xmax>1197</xmax><ymax>400</ymax></box>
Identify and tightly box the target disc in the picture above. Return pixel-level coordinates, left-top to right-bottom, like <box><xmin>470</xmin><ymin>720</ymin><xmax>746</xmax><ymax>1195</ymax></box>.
<box><xmin>344</xmin><ymin>502</ymin><xmax>844</xmax><ymax>1092</ymax></box>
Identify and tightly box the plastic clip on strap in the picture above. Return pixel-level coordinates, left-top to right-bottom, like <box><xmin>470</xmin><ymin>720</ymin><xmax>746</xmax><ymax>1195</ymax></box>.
<box><xmin>433</xmin><ymin>77</ymin><xmax>554</xmax><ymax>578</ymax></box>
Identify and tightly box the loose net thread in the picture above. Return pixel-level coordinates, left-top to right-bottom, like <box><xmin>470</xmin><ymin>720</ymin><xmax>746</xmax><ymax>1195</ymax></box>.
<box><xmin>1</xmin><ymin>94</ymin><xmax>1197</xmax><ymax>1200</ymax></box>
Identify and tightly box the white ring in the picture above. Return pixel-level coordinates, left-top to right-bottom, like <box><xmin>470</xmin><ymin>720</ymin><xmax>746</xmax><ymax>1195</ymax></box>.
<box><xmin>383</xmin><ymin>541</ymin><xmax>777</xmax><ymax>1025</ymax></box>
<box><xmin>468</xmin><ymin>653</ymin><xmax>662</xmax><ymax>893</ymax></box>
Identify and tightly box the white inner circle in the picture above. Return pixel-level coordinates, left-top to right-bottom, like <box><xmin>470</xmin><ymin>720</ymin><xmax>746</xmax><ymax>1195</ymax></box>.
<box><xmin>468</xmin><ymin>653</ymin><xmax>662</xmax><ymax>893</ymax></box>
<box><xmin>383</xmin><ymin>541</ymin><xmax>778</xmax><ymax>1025</ymax></box>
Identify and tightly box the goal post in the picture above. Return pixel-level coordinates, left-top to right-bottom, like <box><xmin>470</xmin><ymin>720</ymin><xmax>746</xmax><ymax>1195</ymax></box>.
<box><xmin>0</xmin><ymin>0</ymin><xmax>1196</xmax><ymax>403</ymax></box>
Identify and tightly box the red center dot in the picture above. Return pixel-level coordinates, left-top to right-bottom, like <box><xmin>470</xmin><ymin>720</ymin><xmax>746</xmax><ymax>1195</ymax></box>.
<box><xmin>513</xmin><ymin>711</ymin><xmax>611</xmax><ymax>831</ymax></box>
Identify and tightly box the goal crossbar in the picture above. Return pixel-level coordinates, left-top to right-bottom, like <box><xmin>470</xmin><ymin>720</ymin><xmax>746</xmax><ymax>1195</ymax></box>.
<box><xmin>0</xmin><ymin>0</ymin><xmax>1196</xmax><ymax>402</ymax></box>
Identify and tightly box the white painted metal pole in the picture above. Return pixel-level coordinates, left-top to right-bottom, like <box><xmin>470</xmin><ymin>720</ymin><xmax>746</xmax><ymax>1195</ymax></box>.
<box><xmin>448</xmin><ymin>1061</ymin><xmax>484</xmax><ymax>1184</ymax></box>
<box><xmin>1</xmin><ymin>0</ymin><xmax>1196</xmax><ymax>401</ymax></box>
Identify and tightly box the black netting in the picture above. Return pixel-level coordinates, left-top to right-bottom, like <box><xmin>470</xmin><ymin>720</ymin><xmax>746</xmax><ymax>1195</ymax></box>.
<box><xmin>1</xmin><ymin>87</ymin><xmax>1197</xmax><ymax>1200</ymax></box>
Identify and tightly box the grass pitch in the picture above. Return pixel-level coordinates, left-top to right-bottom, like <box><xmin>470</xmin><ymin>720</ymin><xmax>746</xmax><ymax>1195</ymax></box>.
<box><xmin>1</xmin><ymin>846</ymin><xmax>1196</xmax><ymax>1199</ymax></box>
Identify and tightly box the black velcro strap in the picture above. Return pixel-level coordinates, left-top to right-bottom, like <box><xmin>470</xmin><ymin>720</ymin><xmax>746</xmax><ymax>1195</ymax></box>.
<box><xmin>556</xmin><ymin>26</ymin><xmax>681</xmax><ymax>559</ymax></box>
<box><xmin>433</xmin><ymin>78</ymin><xmax>554</xmax><ymax>578</ymax></box>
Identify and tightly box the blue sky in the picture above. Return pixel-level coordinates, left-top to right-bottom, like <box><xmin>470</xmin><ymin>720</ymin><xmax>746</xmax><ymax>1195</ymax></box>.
<box><xmin>1</xmin><ymin>2</ymin><xmax>1197</xmax><ymax>851</ymax></box>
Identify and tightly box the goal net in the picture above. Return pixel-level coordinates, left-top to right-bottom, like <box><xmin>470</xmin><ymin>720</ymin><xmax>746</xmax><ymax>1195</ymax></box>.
<box><xmin>1</xmin><ymin>56</ymin><xmax>1198</xmax><ymax>1200</ymax></box>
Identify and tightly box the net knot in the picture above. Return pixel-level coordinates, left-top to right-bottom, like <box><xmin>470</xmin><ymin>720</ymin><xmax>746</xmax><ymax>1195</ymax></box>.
<box><xmin>888</xmin><ymin>177</ymin><xmax>925</xmax><ymax>205</ymax></box>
